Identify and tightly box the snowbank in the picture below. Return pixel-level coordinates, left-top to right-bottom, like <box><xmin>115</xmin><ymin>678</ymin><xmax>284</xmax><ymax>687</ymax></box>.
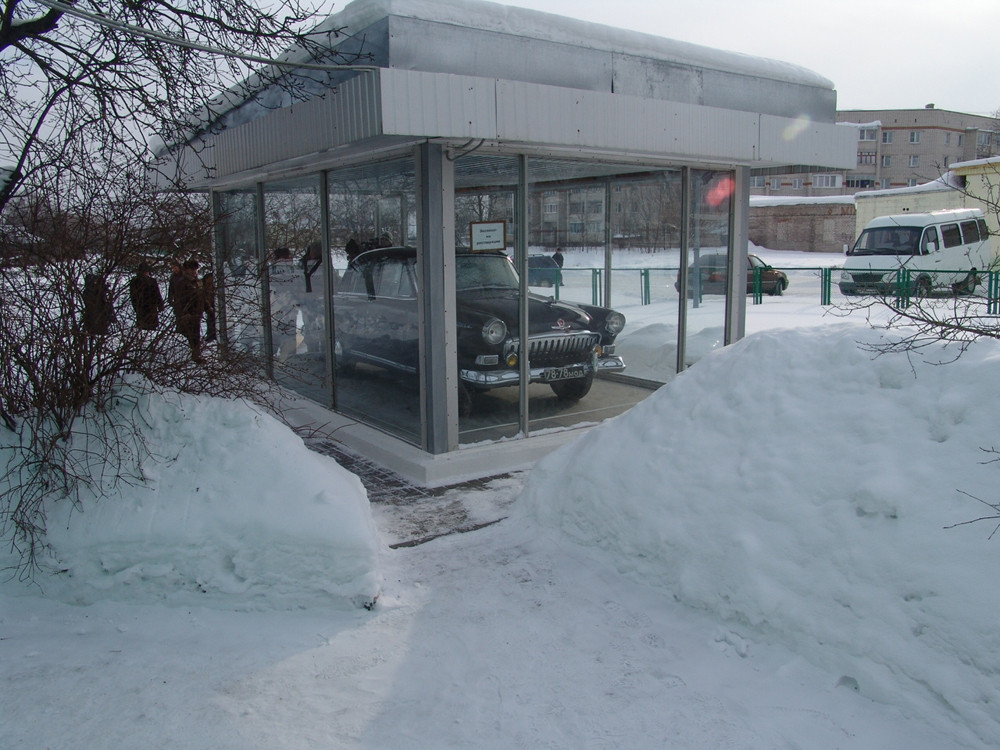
<box><xmin>517</xmin><ymin>324</ymin><xmax>1000</xmax><ymax>745</ymax></box>
<box><xmin>9</xmin><ymin>389</ymin><xmax>382</xmax><ymax>610</ymax></box>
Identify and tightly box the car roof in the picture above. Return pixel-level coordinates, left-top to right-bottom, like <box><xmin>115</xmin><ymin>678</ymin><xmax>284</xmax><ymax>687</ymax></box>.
<box><xmin>351</xmin><ymin>246</ymin><xmax>511</xmax><ymax>264</ymax></box>
<box><xmin>863</xmin><ymin>208</ymin><xmax>984</xmax><ymax>230</ymax></box>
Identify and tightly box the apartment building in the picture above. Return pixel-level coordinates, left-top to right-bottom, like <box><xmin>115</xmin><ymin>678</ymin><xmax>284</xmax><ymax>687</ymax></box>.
<box><xmin>751</xmin><ymin>105</ymin><xmax>999</xmax><ymax>197</ymax></box>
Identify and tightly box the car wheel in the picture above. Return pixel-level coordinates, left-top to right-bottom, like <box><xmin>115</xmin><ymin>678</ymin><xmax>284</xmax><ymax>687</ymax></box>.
<box><xmin>914</xmin><ymin>276</ymin><xmax>932</xmax><ymax>298</ymax></box>
<box><xmin>550</xmin><ymin>373</ymin><xmax>594</xmax><ymax>402</ymax></box>
<box><xmin>768</xmin><ymin>279</ymin><xmax>785</xmax><ymax>296</ymax></box>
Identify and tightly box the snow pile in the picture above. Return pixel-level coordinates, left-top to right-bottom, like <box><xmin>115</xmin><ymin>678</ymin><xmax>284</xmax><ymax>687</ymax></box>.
<box><xmin>518</xmin><ymin>324</ymin><xmax>1000</xmax><ymax>744</ymax></box>
<box><xmin>15</xmin><ymin>389</ymin><xmax>382</xmax><ymax>610</ymax></box>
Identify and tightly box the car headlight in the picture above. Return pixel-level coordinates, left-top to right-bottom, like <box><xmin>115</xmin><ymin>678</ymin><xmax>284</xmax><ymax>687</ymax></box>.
<box><xmin>840</xmin><ymin>270</ymin><xmax>850</xmax><ymax>281</ymax></box>
<box><xmin>605</xmin><ymin>311</ymin><xmax>625</xmax><ymax>336</ymax></box>
<box><xmin>482</xmin><ymin>318</ymin><xmax>507</xmax><ymax>345</ymax></box>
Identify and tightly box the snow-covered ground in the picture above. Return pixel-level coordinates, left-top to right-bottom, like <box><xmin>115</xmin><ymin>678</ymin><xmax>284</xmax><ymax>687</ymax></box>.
<box><xmin>2</xmin><ymin>247</ymin><xmax>999</xmax><ymax>749</ymax></box>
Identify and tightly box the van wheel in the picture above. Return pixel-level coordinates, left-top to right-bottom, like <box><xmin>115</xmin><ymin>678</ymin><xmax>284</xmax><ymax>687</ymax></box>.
<box><xmin>953</xmin><ymin>270</ymin><xmax>978</xmax><ymax>295</ymax></box>
<box><xmin>914</xmin><ymin>277</ymin><xmax>932</xmax><ymax>298</ymax></box>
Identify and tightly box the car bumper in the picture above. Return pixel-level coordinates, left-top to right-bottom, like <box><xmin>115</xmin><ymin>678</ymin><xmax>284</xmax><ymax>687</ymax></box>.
<box><xmin>460</xmin><ymin>356</ymin><xmax>625</xmax><ymax>389</ymax></box>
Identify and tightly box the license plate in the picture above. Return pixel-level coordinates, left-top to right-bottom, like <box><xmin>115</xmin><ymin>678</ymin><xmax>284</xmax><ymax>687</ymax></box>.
<box><xmin>543</xmin><ymin>366</ymin><xmax>584</xmax><ymax>382</ymax></box>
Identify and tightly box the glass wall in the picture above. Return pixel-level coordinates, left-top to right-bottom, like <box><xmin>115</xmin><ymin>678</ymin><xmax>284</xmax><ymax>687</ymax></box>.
<box><xmin>214</xmin><ymin>153</ymin><xmax>737</xmax><ymax>455</ymax></box>
<box><xmin>444</xmin><ymin>155</ymin><xmax>686</xmax><ymax>444</ymax></box>
<box><xmin>683</xmin><ymin>170</ymin><xmax>734</xmax><ymax>370</ymax></box>
<box><xmin>215</xmin><ymin>189</ymin><xmax>263</xmax><ymax>357</ymax></box>
<box><xmin>452</xmin><ymin>154</ymin><xmax>522</xmax><ymax>443</ymax></box>
<box><xmin>327</xmin><ymin>157</ymin><xmax>420</xmax><ymax>445</ymax></box>
<box><xmin>605</xmin><ymin>172</ymin><xmax>684</xmax><ymax>382</ymax></box>
<box><xmin>261</xmin><ymin>177</ymin><xmax>328</xmax><ymax>404</ymax></box>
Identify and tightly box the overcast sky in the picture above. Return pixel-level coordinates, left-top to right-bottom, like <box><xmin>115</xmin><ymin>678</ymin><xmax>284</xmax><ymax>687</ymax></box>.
<box><xmin>496</xmin><ymin>0</ymin><xmax>998</xmax><ymax>116</ymax></box>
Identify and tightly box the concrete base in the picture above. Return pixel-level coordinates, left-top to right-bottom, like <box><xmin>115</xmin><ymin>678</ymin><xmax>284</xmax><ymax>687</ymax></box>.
<box><xmin>272</xmin><ymin>390</ymin><xmax>590</xmax><ymax>488</ymax></box>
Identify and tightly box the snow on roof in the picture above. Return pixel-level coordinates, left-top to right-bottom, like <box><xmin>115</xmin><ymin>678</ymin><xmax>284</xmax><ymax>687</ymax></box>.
<box><xmin>840</xmin><ymin>120</ymin><xmax>883</xmax><ymax>129</ymax></box>
<box><xmin>750</xmin><ymin>195</ymin><xmax>855</xmax><ymax>208</ymax></box>
<box><xmin>950</xmin><ymin>156</ymin><xmax>1000</xmax><ymax>170</ymax></box>
<box><xmin>854</xmin><ymin>173</ymin><xmax>961</xmax><ymax>199</ymax></box>
<box><xmin>321</xmin><ymin>0</ymin><xmax>834</xmax><ymax>90</ymax></box>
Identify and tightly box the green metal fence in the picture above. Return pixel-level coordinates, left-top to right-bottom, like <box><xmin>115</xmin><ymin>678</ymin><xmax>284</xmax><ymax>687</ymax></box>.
<box><xmin>537</xmin><ymin>266</ymin><xmax>1000</xmax><ymax>311</ymax></box>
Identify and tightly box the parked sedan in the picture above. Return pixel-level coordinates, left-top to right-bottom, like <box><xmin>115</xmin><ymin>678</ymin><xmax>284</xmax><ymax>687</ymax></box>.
<box><xmin>675</xmin><ymin>253</ymin><xmax>788</xmax><ymax>296</ymax></box>
<box><xmin>334</xmin><ymin>248</ymin><xmax>625</xmax><ymax>415</ymax></box>
<box><xmin>527</xmin><ymin>254</ymin><xmax>562</xmax><ymax>287</ymax></box>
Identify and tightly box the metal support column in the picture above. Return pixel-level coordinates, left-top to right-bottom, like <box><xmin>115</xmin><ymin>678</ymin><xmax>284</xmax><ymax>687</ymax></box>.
<box><xmin>415</xmin><ymin>143</ymin><xmax>458</xmax><ymax>454</ymax></box>
<box><xmin>255</xmin><ymin>183</ymin><xmax>273</xmax><ymax>379</ymax></box>
<box><xmin>517</xmin><ymin>155</ymin><xmax>531</xmax><ymax>437</ymax></box>
<box><xmin>676</xmin><ymin>167</ymin><xmax>691</xmax><ymax>373</ymax></box>
<box><xmin>726</xmin><ymin>166</ymin><xmax>750</xmax><ymax>344</ymax></box>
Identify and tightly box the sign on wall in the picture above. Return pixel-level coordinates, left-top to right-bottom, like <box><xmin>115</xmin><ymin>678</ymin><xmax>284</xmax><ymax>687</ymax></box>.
<box><xmin>469</xmin><ymin>221</ymin><xmax>507</xmax><ymax>252</ymax></box>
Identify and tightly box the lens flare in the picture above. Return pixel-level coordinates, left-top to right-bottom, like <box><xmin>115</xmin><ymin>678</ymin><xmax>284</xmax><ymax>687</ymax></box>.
<box><xmin>783</xmin><ymin>115</ymin><xmax>812</xmax><ymax>141</ymax></box>
<box><xmin>704</xmin><ymin>176</ymin><xmax>735</xmax><ymax>207</ymax></box>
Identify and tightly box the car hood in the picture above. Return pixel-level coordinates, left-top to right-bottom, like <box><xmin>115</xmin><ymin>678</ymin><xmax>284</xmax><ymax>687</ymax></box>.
<box><xmin>457</xmin><ymin>288</ymin><xmax>595</xmax><ymax>335</ymax></box>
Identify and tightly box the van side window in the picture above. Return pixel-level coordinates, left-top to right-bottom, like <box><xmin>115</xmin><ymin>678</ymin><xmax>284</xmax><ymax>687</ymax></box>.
<box><xmin>960</xmin><ymin>220</ymin><xmax>981</xmax><ymax>244</ymax></box>
<box><xmin>920</xmin><ymin>226</ymin><xmax>939</xmax><ymax>254</ymax></box>
<box><xmin>978</xmin><ymin>218</ymin><xmax>990</xmax><ymax>238</ymax></box>
<box><xmin>940</xmin><ymin>223</ymin><xmax>963</xmax><ymax>249</ymax></box>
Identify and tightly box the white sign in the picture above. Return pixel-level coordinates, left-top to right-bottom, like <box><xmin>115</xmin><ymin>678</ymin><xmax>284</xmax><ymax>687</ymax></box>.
<box><xmin>470</xmin><ymin>221</ymin><xmax>507</xmax><ymax>251</ymax></box>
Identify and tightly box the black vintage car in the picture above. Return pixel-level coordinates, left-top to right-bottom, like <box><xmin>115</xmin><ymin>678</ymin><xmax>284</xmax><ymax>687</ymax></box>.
<box><xmin>334</xmin><ymin>247</ymin><xmax>625</xmax><ymax>415</ymax></box>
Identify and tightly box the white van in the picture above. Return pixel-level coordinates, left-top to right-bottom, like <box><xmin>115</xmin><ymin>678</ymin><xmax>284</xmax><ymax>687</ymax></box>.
<box><xmin>839</xmin><ymin>208</ymin><xmax>993</xmax><ymax>296</ymax></box>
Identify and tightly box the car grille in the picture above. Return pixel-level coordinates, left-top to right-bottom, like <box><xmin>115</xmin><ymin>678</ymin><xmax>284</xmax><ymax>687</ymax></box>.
<box><xmin>509</xmin><ymin>332</ymin><xmax>601</xmax><ymax>366</ymax></box>
<box><xmin>850</xmin><ymin>272</ymin><xmax>886</xmax><ymax>284</ymax></box>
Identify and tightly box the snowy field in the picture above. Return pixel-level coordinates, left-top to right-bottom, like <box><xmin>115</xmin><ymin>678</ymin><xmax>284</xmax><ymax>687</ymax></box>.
<box><xmin>2</xmin><ymin>247</ymin><xmax>999</xmax><ymax>749</ymax></box>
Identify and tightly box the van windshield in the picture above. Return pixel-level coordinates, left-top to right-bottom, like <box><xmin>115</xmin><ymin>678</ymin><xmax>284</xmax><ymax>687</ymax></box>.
<box><xmin>849</xmin><ymin>226</ymin><xmax>921</xmax><ymax>256</ymax></box>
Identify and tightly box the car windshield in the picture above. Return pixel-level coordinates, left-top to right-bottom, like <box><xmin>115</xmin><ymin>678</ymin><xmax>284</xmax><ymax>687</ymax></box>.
<box><xmin>850</xmin><ymin>227</ymin><xmax>921</xmax><ymax>256</ymax></box>
<box><xmin>456</xmin><ymin>254</ymin><xmax>520</xmax><ymax>292</ymax></box>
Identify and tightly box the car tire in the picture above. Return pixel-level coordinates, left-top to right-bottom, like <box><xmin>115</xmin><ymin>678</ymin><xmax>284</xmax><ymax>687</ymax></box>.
<box><xmin>550</xmin><ymin>373</ymin><xmax>594</xmax><ymax>402</ymax></box>
<box><xmin>914</xmin><ymin>276</ymin><xmax>932</xmax><ymax>298</ymax></box>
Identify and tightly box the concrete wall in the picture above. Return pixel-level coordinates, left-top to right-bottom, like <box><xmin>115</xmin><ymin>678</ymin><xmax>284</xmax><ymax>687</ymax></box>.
<box><xmin>749</xmin><ymin>200</ymin><xmax>856</xmax><ymax>253</ymax></box>
<box><xmin>853</xmin><ymin>185</ymin><xmax>967</xmax><ymax>234</ymax></box>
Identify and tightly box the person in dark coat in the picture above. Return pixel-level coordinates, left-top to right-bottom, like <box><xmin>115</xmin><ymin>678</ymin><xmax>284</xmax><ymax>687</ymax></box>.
<box><xmin>174</xmin><ymin>259</ymin><xmax>206</xmax><ymax>363</ymax></box>
<box><xmin>345</xmin><ymin>238</ymin><xmax>362</xmax><ymax>264</ymax></box>
<box><xmin>82</xmin><ymin>273</ymin><xmax>115</xmax><ymax>336</ymax></box>
<box><xmin>129</xmin><ymin>262</ymin><xmax>165</xmax><ymax>330</ymax></box>
<box><xmin>552</xmin><ymin>247</ymin><xmax>565</xmax><ymax>268</ymax></box>
<box><xmin>166</xmin><ymin>259</ymin><xmax>183</xmax><ymax>313</ymax></box>
<box><xmin>201</xmin><ymin>269</ymin><xmax>216</xmax><ymax>342</ymax></box>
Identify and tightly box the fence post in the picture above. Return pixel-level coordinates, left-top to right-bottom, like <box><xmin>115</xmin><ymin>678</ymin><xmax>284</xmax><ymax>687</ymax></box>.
<box><xmin>895</xmin><ymin>268</ymin><xmax>911</xmax><ymax>307</ymax></box>
<box><xmin>821</xmin><ymin>267</ymin><xmax>832</xmax><ymax>305</ymax></box>
<box><xmin>989</xmin><ymin>271</ymin><xmax>1000</xmax><ymax>315</ymax></box>
<box><xmin>641</xmin><ymin>269</ymin><xmax>650</xmax><ymax>305</ymax></box>
<box><xmin>592</xmin><ymin>268</ymin><xmax>602</xmax><ymax>306</ymax></box>
<box><xmin>752</xmin><ymin>266</ymin><xmax>763</xmax><ymax>304</ymax></box>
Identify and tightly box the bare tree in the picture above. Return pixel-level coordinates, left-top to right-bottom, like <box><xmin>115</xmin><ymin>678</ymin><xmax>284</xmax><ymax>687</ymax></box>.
<box><xmin>1</xmin><ymin>0</ymin><xmax>368</xmax><ymax>211</ymax></box>
<box><xmin>0</xmin><ymin>1</ymin><xmax>369</xmax><ymax>578</ymax></box>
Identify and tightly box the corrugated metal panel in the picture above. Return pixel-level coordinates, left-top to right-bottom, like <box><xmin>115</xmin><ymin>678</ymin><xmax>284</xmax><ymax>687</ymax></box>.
<box><xmin>378</xmin><ymin>69</ymin><xmax>498</xmax><ymax>140</ymax></box>
<box><xmin>214</xmin><ymin>73</ymin><xmax>383</xmax><ymax>177</ymax></box>
<box><xmin>757</xmin><ymin>115</ymin><xmax>858</xmax><ymax>169</ymax></box>
<box><xmin>209</xmin><ymin>68</ymin><xmax>854</xmax><ymax>180</ymax></box>
<box><xmin>494</xmin><ymin>79</ymin><xmax>761</xmax><ymax>161</ymax></box>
